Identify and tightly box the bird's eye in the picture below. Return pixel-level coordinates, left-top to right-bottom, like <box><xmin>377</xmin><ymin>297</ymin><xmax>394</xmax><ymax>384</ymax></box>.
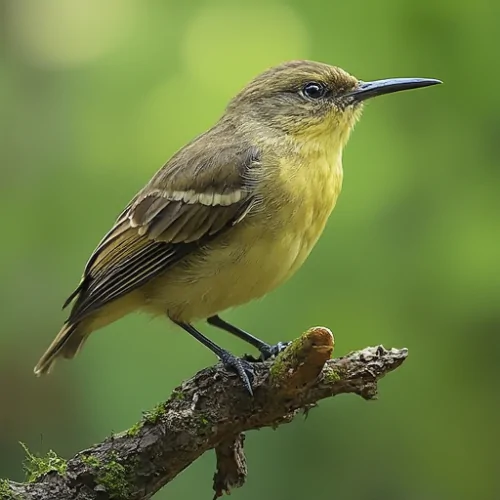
<box><xmin>302</xmin><ymin>82</ymin><xmax>326</xmax><ymax>99</ymax></box>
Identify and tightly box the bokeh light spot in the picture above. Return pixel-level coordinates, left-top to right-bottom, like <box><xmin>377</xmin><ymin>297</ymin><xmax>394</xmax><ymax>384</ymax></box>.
<box><xmin>181</xmin><ymin>3</ymin><xmax>311</xmax><ymax>96</ymax></box>
<box><xmin>6</xmin><ymin>0</ymin><xmax>141</xmax><ymax>68</ymax></box>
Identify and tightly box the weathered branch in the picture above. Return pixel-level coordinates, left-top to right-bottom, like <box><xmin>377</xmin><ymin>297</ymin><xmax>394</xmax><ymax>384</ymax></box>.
<box><xmin>0</xmin><ymin>327</ymin><xmax>407</xmax><ymax>500</ymax></box>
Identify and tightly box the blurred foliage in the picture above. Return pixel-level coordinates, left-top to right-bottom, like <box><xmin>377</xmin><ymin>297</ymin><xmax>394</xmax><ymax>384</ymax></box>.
<box><xmin>0</xmin><ymin>1</ymin><xmax>497</xmax><ymax>499</ymax></box>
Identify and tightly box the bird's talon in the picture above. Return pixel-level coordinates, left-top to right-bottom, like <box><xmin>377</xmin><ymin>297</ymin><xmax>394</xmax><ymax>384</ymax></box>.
<box><xmin>259</xmin><ymin>341</ymin><xmax>291</xmax><ymax>361</ymax></box>
<box><xmin>220</xmin><ymin>352</ymin><xmax>255</xmax><ymax>395</ymax></box>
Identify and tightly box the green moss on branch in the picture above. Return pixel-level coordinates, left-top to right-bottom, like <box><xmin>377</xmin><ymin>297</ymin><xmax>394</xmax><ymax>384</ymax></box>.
<box><xmin>0</xmin><ymin>479</ymin><xmax>20</xmax><ymax>500</ymax></box>
<box><xmin>82</xmin><ymin>452</ymin><xmax>132</xmax><ymax>499</ymax></box>
<box><xmin>20</xmin><ymin>443</ymin><xmax>67</xmax><ymax>483</ymax></box>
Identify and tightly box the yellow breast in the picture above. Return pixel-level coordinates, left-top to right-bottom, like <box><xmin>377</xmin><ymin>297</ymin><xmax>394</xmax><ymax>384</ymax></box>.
<box><xmin>274</xmin><ymin>139</ymin><xmax>343</xmax><ymax>278</ymax></box>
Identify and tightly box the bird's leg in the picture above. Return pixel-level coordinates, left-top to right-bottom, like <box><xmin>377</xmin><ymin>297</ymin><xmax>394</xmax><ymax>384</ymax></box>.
<box><xmin>173</xmin><ymin>320</ymin><xmax>255</xmax><ymax>395</ymax></box>
<box><xmin>207</xmin><ymin>315</ymin><xmax>290</xmax><ymax>361</ymax></box>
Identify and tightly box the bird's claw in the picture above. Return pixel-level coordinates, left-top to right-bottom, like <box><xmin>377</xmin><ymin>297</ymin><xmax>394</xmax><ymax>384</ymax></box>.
<box><xmin>220</xmin><ymin>351</ymin><xmax>255</xmax><ymax>396</ymax></box>
<box><xmin>259</xmin><ymin>341</ymin><xmax>291</xmax><ymax>361</ymax></box>
<box><xmin>242</xmin><ymin>341</ymin><xmax>291</xmax><ymax>363</ymax></box>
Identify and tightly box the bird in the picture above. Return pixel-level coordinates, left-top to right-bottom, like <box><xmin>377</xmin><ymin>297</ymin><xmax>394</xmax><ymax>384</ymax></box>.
<box><xmin>34</xmin><ymin>60</ymin><xmax>441</xmax><ymax>394</ymax></box>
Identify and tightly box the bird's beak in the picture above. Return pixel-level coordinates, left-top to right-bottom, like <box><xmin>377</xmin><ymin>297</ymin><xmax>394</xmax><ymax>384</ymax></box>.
<box><xmin>346</xmin><ymin>77</ymin><xmax>442</xmax><ymax>103</ymax></box>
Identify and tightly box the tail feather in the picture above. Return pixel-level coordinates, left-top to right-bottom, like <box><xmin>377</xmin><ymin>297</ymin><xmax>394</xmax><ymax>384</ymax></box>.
<box><xmin>34</xmin><ymin>322</ymin><xmax>87</xmax><ymax>376</ymax></box>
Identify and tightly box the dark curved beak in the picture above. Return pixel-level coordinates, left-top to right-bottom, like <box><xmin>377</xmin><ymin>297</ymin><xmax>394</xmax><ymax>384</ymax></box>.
<box><xmin>346</xmin><ymin>77</ymin><xmax>442</xmax><ymax>102</ymax></box>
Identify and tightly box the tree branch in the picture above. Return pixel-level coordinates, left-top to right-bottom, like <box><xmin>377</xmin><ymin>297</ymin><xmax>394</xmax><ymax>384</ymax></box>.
<box><xmin>0</xmin><ymin>327</ymin><xmax>407</xmax><ymax>500</ymax></box>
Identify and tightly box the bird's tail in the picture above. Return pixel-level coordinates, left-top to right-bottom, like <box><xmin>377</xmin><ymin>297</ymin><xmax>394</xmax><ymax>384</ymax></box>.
<box><xmin>34</xmin><ymin>321</ymin><xmax>88</xmax><ymax>376</ymax></box>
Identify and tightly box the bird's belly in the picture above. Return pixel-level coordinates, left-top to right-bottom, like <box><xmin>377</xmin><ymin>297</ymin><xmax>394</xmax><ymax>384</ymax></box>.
<box><xmin>143</xmin><ymin>174</ymin><xmax>341</xmax><ymax>322</ymax></box>
<box><xmin>143</xmin><ymin>224</ymin><xmax>304</xmax><ymax>322</ymax></box>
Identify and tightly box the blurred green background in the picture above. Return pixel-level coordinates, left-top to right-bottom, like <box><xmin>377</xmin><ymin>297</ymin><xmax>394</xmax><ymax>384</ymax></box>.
<box><xmin>0</xmin><ymin>0</ymin><xmax>498</xmax><ymax>499</ymax></box>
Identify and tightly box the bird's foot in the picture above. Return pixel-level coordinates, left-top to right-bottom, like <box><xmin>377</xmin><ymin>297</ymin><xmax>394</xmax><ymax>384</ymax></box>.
<box><xmin>243</xmin><ymin>341</ymin><xmax>291</xmax><ymax>363</ymax></box>
<box><xmin>259</xmin><ymin>341</ymin><xmax>291</xmax><ymax>361</ymax></box>
<box><xmin>220</xmin><ymin>351</ymin><xmax>255</xmax><ymax>396</ymax></box>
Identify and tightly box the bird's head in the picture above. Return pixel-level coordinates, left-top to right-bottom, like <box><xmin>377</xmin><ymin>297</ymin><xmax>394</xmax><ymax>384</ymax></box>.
<box><xmin>227</xmin><ymin>60</ymin><xmax>441</xmax><ymax>145</ymax></box>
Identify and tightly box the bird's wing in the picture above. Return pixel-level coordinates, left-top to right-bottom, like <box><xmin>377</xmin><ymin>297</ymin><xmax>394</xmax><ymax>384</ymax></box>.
<box><xmin>65</xmin><ymin>134</ymin><xmax>261</xmax><ymax>324</ymax></box>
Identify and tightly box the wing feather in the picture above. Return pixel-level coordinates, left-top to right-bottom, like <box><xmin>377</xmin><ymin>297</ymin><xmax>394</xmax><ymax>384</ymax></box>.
<box><xmin>64</xmin><ymin>134</ymin><xmax>261</xmax><ymax>324</ymax></box>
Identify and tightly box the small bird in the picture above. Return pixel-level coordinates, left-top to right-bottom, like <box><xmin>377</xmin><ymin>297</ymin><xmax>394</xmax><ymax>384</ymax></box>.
<box><xmin>34</xmin><ymin>60</ymin><xmax>441</xmax><ymax>393</ymax></box>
